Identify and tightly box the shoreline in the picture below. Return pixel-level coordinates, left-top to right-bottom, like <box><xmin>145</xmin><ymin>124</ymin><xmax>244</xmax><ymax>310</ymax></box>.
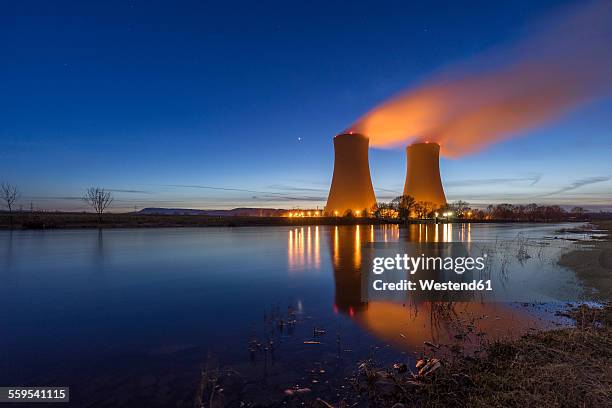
<box><xmin>0</xmin><ymin>212</ymin><xmax>594</xmax><ymax>230</ymax></box>
<box><xmin>558</xmin><ymin>220</ymin><xmax>612</xmax><ymax>300</ymax></box>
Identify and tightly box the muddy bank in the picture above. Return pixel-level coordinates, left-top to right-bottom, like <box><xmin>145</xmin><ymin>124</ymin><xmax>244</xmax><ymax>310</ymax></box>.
<box><xmin>558</xmin><ymin>221</ymin><xmax>612</xmax><ymax>300</ymax></box>
<box><xmin>349</xmin><ymin>303</ymin><xmax>612</xmax><ymax>408</ymax></box>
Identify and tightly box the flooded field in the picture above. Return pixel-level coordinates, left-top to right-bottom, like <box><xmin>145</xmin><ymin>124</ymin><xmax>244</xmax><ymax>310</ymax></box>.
<box><xmin>0</xmin><ymin>223</ymin><xmax>599</xmax><ymax>406</ymax></box>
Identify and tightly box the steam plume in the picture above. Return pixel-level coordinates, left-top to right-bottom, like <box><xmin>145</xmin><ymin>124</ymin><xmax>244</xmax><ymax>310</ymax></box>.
<box><xmin>348</xmin><ymin>1</ymin><xmax>612</xmax><ymax>157</ymax></box>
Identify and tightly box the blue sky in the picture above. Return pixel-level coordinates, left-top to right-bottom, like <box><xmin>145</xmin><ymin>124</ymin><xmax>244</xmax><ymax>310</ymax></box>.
<box><xmin>1</xmin><ymin>0</ymin><xmax>611</xmax><ymax>211</ymax></box>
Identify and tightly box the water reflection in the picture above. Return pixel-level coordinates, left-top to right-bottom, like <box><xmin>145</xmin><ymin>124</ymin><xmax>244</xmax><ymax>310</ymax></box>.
<box><xmin>403</xmin><ymin>223</ymin><xmax>463</xmax><ymax>242</ymax></box>
<box><xmin>94</xmin><ymin>229</ymin><xmax>105</xmax><ymax>267</ymax></box>
<box><xmin>321</xmin><ymin>223</ymin><xmax>538</xmax><ymax>351</ymax></box>
<box><xmin>329</xmin><ymin>225</ymin><xmax>376</xmax><ymax>314</ymax></box>
<box><xmin>288</xmin><ymin>226</ymin><xmax>320</xmax><ymax>271</ymax></box>
<box><xmin>1</xmin><ymin>231</ymin><xmax>14</xmax><ymax>275</ymax></box>
<box><xmin>381</xmin><ymin>224</ymin><xmax>400</xmax><ymax>242</ymax></box>
<box><xmin>355</xmin><ymin>300</ymin><xmax>537</xmax><ymax>351</ymax></box>
<box><xmin>0</xmin><ymin>230</ymin><xmax>15</xmax><ymax>283</ymax></box>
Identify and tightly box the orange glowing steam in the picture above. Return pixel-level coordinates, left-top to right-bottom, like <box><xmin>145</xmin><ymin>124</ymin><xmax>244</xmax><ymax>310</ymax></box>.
<box><xmin>349</xmin><ymin>1</ymin><xmax>612</xmax><ymax>157</ymax></box>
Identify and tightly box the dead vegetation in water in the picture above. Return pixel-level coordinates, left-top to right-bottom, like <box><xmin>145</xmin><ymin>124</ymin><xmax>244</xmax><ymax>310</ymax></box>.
<box><xmin>476</xmin><ymin>232</ymin><xmax>554</xmax><ymax>283</ymax></box>
<box><xmin>352</xmin><ymin>303</ymin><xmax>612</xmax><ymax>408</ymax></box>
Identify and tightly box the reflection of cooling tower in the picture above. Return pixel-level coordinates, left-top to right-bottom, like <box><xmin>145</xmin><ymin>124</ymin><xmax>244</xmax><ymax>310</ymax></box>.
<box><xmin>403</xmin><ymin>142</ymin><xmax>446</xmax><ymax>206</ymax></box>
<box><xmin>329</xmin><ymin>225</ymin><xmax>369</xmax><ymax>313</ymax></box>
<box><xmin>325</xmin><ymin>133</ymin><xmax>377</xmax><ymax>215</ymax></box>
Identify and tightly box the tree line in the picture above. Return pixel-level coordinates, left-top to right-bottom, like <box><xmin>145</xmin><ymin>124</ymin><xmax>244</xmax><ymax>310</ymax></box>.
<box><xmin>366</xmin><ymin>195</ymin><xmax>589</xmax><ymax>222</ymax></box>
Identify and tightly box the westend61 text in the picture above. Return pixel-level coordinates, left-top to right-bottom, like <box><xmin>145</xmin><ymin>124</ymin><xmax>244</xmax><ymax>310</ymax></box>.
<box><xmin>372</xmin><ymin>279</ymin><xmax>493</xmax><ymax>292</ymax></box>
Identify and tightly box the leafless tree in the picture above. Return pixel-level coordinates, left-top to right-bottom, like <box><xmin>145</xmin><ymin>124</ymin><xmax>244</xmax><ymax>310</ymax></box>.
<box><xmin>391</xmin><ymin>195</ymin><xmax>416</xmax><ymax>221</ymax></box>
<box><xmin>1</xmin><ymin>183</ymin><xmax>20</xmax><ymax>227</ymax></box>
<box><xmin>83</xmin><ymin>187</ymin><xmax>113</xmax><ymax>223</ymax></box>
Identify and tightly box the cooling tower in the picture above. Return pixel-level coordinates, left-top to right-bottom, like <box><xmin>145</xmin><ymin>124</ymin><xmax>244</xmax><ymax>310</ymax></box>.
<box><xmin>403</xmin><ymin>142</ymin><xmax>446</xmax><ymax>206</ymax></box>
<box><xmin>325</xmin><ymin>133</ymin><xmax>377</xmax><ymax>216</ymax></box>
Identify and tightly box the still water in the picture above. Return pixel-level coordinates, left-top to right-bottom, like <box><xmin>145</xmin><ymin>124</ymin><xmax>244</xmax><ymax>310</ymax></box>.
<box><xmin>0</xmin><ymin>223</ymin><xmax>591</xmax><ymax>406</ymax></box>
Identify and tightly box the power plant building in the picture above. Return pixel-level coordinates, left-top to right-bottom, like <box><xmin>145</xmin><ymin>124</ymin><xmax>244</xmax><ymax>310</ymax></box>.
<box><xmin>325</xmin><ymin>136</ymin><xmax>447</xmax><ymax>217</ymax></box>
<box><xmin>325</xmin><ymin>133</ymin><xmax>377</xmax><ymax>216</ymax></box>
<box><xmin>403</xmin><ymin>142</ymin><xmax>446</xmax><ymax>207</ymax></box>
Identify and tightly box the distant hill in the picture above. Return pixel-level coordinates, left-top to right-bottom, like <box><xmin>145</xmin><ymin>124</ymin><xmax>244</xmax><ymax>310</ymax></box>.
<box><xmin>137</xmin><ymin>207</ymin><xmax>289</xmax><ymax>217</ymax></box>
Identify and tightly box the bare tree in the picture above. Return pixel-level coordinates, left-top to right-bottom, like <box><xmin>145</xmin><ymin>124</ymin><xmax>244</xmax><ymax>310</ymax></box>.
<box><xmin>83</xmin><ymin>187</ymin><xmax>113</xmax><ymax>223</ymax></box>
<box><xmin>391</xmin><ymin>195</ymin><xmax>416</xmax><ymax>221</ymax></box>
<box><xmin>1</xmin><ymin>183</ymin><xmax>20</xmax><ymax>227</ymax></box>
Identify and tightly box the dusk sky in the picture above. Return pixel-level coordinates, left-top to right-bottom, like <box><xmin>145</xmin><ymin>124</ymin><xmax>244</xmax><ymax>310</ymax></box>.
<box><xmin>2</xmin><ymin>0</ymin><xmax>611</xmax><ymax>212</ymax></box>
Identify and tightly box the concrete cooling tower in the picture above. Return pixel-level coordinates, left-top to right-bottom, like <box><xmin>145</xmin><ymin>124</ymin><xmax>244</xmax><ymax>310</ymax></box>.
<box><xmin>403</xmin><ymin>142</ymin><xmax>446</xmax><ymax>207</ymax></box>
<box><xmin>325</xmin><ymin>133</ymin><xmax>377</xmax><ymax>216</ymax></box>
